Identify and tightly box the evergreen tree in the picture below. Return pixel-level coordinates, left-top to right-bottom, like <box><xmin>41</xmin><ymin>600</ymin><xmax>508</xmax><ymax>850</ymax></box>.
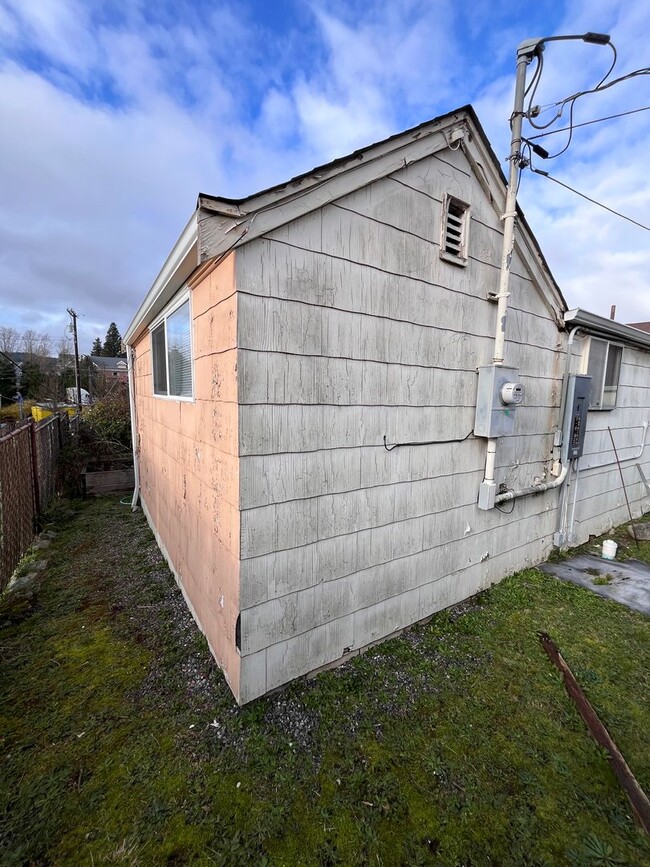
<box><xmin>102</xmin><ymin>323</ymin><xmax>125</xmax><ymax>358</ymax></box>
<box><xmin>19</xmin><ymin>360</ymin><xmax>44</xmax><ymax>399</ymax></box>
<box><xmin>80</xmin><ymin>355</ymin><xmax>99</xmax><ymax>395</ymax></box>
<box><xmin>0</xmin><ymin>355</ymin><xmax>16</xmax><ymax>403</ymax></box>
<box><xmin>91</xmin><ymin>337</ymin><xmax>102</xmax><ymax>356</ymax></box>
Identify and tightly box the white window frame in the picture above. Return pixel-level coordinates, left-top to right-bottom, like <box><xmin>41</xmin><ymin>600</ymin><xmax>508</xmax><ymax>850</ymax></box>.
<box><xmin>149</xmin><ymin>289</ymin><xmax>194</xmax><ymax>401</ymax></box>
<box><xmin>581</xmin><ymin>336</ymin><xmax>623</xmax><ymax>411</ymax></box>
<box><xmin>439</xmin><ymin>193</ymin><xmax>470</xmax><ymax>266</ymax></box>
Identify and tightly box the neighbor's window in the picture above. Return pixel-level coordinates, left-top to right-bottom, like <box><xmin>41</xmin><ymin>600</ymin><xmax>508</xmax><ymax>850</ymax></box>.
<box><xmin>585</xmin><ymin>337</ymin><xmax>622</xmax><ymax>410</ymax></box>
<box><xmin>440</xmin><ymin>194</ymin><xmax>470</xmax><ymax>265</ymax></box>
<box><xmin>151</xmin><ymin>295</ymin><xmax>193</xmax><ymax>399</ymax></box>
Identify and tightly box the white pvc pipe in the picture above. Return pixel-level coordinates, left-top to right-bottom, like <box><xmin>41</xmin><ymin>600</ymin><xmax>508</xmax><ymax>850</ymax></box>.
<box><xmin>484</xmin><ymin>438</ymin><xmax>497</xmax><ymax>482</ymax></box>
<box><xmin>495</xmin><ymin>462</ymin><xmax>569</xmax><ymax>504</ymax></box>
<box><xmin>127</xmin><ymin>346</ymin><xmax>140</xmax><ymax>511</ymax></box>
<box><xmin>478</xmin><ymin>48</ymin><xmax>530</xmax><ymax>504</ymax></box>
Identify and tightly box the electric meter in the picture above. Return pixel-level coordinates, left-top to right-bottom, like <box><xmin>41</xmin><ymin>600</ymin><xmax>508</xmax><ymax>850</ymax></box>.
<box><xmin>500</xmin><ymin>382</ymin><xmax>524</xmax><ymax>406</ymax></box>
<box><xmin>474</xmin><ymin>365</ymin><xmax>523</xmax><ymax>438</ymax></box>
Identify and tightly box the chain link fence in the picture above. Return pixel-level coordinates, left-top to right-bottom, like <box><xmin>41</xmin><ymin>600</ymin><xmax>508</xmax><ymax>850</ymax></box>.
<box><xmin>0</xmin><ymin>413</ymin><xmax>78</xmax><ymax>590</ymax></box>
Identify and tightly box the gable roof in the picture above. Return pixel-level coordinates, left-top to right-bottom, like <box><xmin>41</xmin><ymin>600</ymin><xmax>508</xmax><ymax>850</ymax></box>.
<box><xmin>126</xmin><ymin>105</ymin><xmax>567</xmax><ymax>344</ymax></box>
<box><xmin>89</xmin><ymin>355</ymin><xmax>128</xmax><ymax>370</ymax></box>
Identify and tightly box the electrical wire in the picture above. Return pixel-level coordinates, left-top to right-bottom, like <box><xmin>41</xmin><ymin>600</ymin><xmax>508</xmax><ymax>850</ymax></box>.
<box><xmin>526</xmin><ymin>105</ymin><xmax>650</xmax><ymax>141</ymax></box>
<box><xmin>528</xmin><ymin>165</ymin><xmax>650</xmax><ymax>232</ymax></box>
<box><xmin>495</xmin><ymin>495</ymin><xmax>516</xmax><ymax>514</ymax></box>
<box><xmin>527</xmin><ymin>63</ymin><xmax>650</xmax><ymax>159</ymax></box>
<box><xmin>525</xmin><ymin>42</ymin><xmax>617</xmax><ymax>131</ymax></box>
<box><xmin>383</xmin><ymin>430</ymin><xmax>474</xmax><ymax>451</ymax></box>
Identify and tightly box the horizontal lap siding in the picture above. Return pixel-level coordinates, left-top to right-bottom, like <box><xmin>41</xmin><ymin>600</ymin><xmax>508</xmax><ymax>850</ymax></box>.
<box><xmin>571</xmin><ymin>346</ymin><xmax>650</xmax><ymax>543</ymax></box>
<box><xmin>134</xmin><ymin>255</ymin><xmax>242</xmax><ymax>700</ymax></box>
<box><xmin>236</xmin><ymin>151</ymin><xmax>564</xmax><ymax>699</ymax></box>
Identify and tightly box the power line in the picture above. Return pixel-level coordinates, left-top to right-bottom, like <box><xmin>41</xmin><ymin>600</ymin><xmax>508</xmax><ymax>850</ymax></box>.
<box><xmin>526</xmin><ymin>105</ymin><xmax>650</xmax><ymax>140</ymax></box>
<box><xmin>530</xmin><ymin>167</ymin><xmax>650</xmax><ymax>232</ymax></box>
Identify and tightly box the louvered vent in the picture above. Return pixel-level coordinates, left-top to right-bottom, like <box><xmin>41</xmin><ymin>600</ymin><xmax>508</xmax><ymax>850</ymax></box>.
<box><xmin>441</xmin><ymin>195</ymin><xmax>469</xmax><ymax>265</ymax></box>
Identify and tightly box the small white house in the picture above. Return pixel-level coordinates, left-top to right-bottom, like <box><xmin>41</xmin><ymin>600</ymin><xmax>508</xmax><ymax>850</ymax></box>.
<box><xmin>125</xmin><ymin>106</ymin><xmax>650</xmax><ymax>704</ymax></box>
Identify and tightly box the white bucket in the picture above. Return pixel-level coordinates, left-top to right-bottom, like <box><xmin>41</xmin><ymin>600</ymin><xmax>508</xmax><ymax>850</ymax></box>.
<box><xmin>602</xmin><ymin>539</ymin><xmax>618</xmax><ymax>560</ymax></box>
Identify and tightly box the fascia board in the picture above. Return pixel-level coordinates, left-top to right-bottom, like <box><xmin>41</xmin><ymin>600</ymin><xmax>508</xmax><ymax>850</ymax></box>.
<box><xmin>197</xmin><ymin>115</ymin><xmax>469</xmax><ymax>262</ymax></box>
<box><xmin>125</xmin><ymin>212</ymin><xmax>198</xmax><ymax>345</ymax></box>
<box><xmin>565</xmin><ymin>308</ymin><xmax>650</xmax><ymax>349</ymax></box>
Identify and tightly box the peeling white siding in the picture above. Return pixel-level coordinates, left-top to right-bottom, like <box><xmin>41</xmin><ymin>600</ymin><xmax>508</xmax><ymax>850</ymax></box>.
<box><xmin>234</xmin><ymin>146</ymin><xmax>570</xmax><ymax>700</ymax></box>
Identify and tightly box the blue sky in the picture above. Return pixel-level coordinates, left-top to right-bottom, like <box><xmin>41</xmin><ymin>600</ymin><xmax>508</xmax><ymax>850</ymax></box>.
<box><xmin>0</xmin><ymin>0</ymin><xmax>648</xmax><ymax>353</ymax></box>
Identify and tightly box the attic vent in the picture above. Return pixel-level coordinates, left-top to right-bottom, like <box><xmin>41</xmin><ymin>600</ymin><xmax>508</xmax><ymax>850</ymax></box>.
<box><xmin>440</xmin><ymin>194</ymin><xmax>470</xmax><ymax>266</ymax></box>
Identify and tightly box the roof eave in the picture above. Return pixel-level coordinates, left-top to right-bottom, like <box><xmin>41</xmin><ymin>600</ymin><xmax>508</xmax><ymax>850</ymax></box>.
<box><xmin>125</xmin><ymin>212</ymin><xmax>199</xmax><ymax>346</ymax></box>
<box><xmin>197</xmin><ymin>106</ymin><xmax>475</xmax><ymax>221</ymax></box>
<box><xmin>565</xmin><ymin>308</ymin><xmax>650</xmax><ymax>350</ymax></box>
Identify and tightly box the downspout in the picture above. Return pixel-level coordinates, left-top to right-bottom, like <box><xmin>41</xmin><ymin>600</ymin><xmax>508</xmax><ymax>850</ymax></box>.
<box><xmin>127</xmin><ymin>346</ymin><xmax>140</xmax><ymax>511</ymax></box>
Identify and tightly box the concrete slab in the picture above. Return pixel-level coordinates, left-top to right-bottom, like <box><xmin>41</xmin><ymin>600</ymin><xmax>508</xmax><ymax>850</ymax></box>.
<box><xmin>539</xmin><ymin>555</ymin><xmax>650</xmax><ymax>616</ymax></box>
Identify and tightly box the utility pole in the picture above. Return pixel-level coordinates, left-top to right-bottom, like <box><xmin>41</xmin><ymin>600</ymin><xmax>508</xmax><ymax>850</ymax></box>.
<box><xmin>478</xmin><ymin>31</ymin><xmax>611</xmax><ymax>510</ymax></box>
<box><xmin>67</xmin><ymin>308</ymin><xmax>82</xmax><ymax>413</ymax></box>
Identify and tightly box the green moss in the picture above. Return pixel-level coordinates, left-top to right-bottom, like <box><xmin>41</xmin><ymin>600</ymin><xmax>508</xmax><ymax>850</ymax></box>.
<box><xmin>593</xmin><ymin>574</ymin><xmax>614</xmax><ymax>585</ymax></box>
<box><xmin>1</xmin><ymin>499</ymin><xmax>649</xmax><ymax>865</ymax></box>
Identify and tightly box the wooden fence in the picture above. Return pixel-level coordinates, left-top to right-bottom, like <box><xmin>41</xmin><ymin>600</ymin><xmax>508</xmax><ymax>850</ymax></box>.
<box><xmin>0</xmin><ymin>413</ymin><xmax>78</xmax><ymax>590</ymax></box>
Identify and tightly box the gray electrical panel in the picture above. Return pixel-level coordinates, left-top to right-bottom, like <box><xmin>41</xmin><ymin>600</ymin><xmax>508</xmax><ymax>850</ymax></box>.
<box><xmin>474</xmin><ymin>365</ymin><xmax>524</xmax><ymax>438</ymax></box>
<box><xmin>562</xmin><ymin>374</ymin><xmax>591</xmax><ymax>461</ymax></box>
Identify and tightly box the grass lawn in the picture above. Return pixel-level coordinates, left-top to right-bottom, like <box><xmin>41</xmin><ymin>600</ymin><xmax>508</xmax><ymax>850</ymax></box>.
<box><xmin>1</xmin><ymin>498</ymin><xmax>649</xmax><ymax>866</ymax></box>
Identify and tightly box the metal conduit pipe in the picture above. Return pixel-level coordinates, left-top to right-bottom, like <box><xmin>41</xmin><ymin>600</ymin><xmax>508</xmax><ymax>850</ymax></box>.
<box><xmin>579</xmin><ymin>421</ymin><xmax>649</xmax><ymax>471</ymax></box>
<box><xmin>127</xmin><ymin>346</ymin><xmax>140</xmax><ymax>511</ymax></box>
<box><xmin>554</xmin><ymin>327</ymin><xmax>583</xmax><ymax>538</ymax></box>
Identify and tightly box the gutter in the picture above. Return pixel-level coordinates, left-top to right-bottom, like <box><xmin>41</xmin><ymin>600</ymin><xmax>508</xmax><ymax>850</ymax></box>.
<box><xmin>564</xmin><ymin>309</ymin><xmax>650</xmax><ymax>350</ymax></box>
<box><xmin>125</xmin><ymin>212</ymin><xmax>199</xmax><ymax>346</ymax></box>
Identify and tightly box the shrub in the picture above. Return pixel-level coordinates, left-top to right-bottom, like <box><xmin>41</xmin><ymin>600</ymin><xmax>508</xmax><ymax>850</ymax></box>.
<box><xmin>59</xmin><ymin>389</ymin><xmax>132</xmax><ymax>495</ymax></box>
<box><xmin>84</xmin><ymin>388</ymin><xmax>132</xmax><ymax>451</ymax></box>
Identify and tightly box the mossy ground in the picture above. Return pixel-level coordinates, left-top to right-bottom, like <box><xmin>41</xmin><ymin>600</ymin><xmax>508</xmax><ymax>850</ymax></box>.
<box><xmin>1</xmin><ymin>499</ymin><xmax>648</xmax><ymax>865</ymax></box>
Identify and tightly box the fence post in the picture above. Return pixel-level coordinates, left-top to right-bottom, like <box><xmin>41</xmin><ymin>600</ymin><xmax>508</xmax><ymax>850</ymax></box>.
<box><xmin>29</xmin><ymin>419</ymin><xmax>41</xmax><ymax>516</ymax></box>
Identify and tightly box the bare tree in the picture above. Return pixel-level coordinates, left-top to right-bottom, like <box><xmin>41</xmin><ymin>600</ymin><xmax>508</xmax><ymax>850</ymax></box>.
<box><xmin>21</xmin><ymin>329</ymin><xmax>39</xmax><ymax>355</ymax></box>
<box><xmin>0</xmin><ymin>326</ymin><xmax>20</xmax><ymax>353</ymax></box>
<box><xmin>21</xmin><ymin>330</ymin><xmax>52</xmax><ymax>357</ymax></box>
<box><xmin>57</xmin><ymin>335</ymin><xmax>72</xmax><ymax>363</ymax></box>
<box><xmin>37</xmin><ymin>333</ymin><xmax>52</xmax><ymax>357</ymax></box>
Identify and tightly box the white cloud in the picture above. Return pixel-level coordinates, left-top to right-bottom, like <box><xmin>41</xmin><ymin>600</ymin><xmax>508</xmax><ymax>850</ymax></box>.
<box><xmin>2</xmin><ymin>0</ymin><xmax>96</xmax><ymax>71</ymax></box>
<box><xmin>0</xmin><ymin>0</ymin><xmax>649</xmax><ymax>353</ymax></box>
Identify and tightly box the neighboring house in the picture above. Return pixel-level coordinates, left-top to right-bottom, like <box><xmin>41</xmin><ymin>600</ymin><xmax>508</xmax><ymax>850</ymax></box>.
<box><xmin>125</xmin><ymin>106</ymin><xmax>650</xmax><ymax>704</ymax></box>
<box><xmin>628</xmin><ymin>321</ymin><xmax>650</xmax><ymax>334</ymax></box>
<box><xmin>89</xmin><ymin>355</ymin><xmax>129</xmax><ymax>383</ymax></box>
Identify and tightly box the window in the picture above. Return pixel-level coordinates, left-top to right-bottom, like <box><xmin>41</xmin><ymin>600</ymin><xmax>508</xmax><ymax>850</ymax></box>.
<box><xmin>440</xmin><ymin>194</ymin><xmax>470</xmax><ymax>265</ymax></box>
<box><xmin>584</xmin><ymin>337</ymin><xmax>622</xmax><ymax>410</ymax></box>
<box><xmin>151</xmin><ymin>295</ymin><xmax>193</xmax><ymax>399</ymax></box>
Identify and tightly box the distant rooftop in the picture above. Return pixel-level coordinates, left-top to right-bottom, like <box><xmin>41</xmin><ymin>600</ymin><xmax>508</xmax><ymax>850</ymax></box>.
<box><xmin>89</xmin><ymin>356</ymin><xmax>127</xmax><ymax>369</ymax></box>
<box><xmin>627</xmin><ymin>321</ymin><xmax>650</xmax><ymax>334</ymax></box>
